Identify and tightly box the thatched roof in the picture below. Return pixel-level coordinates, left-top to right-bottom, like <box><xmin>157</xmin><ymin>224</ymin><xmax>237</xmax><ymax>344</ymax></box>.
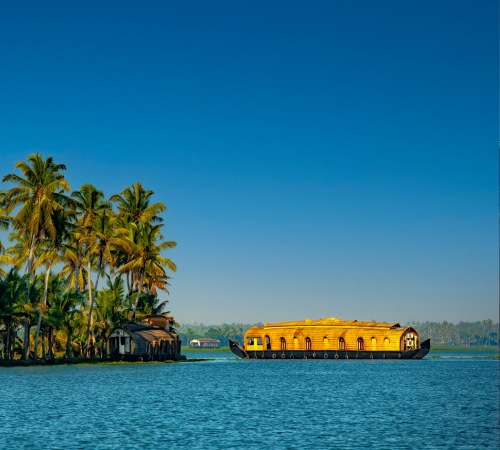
<box><xmin>263</xmin><ymin>317</ymin><xmax>401</xmax><ymax>329</ymax></box>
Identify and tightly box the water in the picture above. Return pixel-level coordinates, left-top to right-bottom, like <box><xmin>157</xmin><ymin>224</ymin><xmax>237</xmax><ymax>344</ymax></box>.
<box><xmin>1</xmin><ymin>352</ymin><xmax>498</xmax><ymax>449</ymax></box>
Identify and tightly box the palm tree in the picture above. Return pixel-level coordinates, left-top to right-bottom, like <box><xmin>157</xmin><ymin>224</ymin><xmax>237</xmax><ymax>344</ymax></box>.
<box><xmin>79</xmin><ymin>208</ymin><xmax>131</xmax><ymax>356</ymax></box>
<box><xmin>33</xmin><ymin>208</ymin><xmax>75</xmax><ymax>360</ymax></box>
<box><xmin>67</xmin><ymin>184</ymin><xmax>110</xmax><ymax>293</ymax></box>
<box><xmin>118</xmin><ymin>223</ymin><xmax>176</xmax><ymax>320</ymax></box>
<box><xmin>110</xmin><ymin>184</ymin><xmax>175</xmax><ymax>321</ymax></box>
<box><xmin>2</xmin><ymin>153</ymin><xmax>70</xmax><ymax>360</ymax></box>
<box><xmin>110</xmin><ymin>182</ymin><xmax>165</xmax><ymax>225</ymax></box>
<box><xmin>0</xmin><ymin>268</ymin><xmax>27</xmax><ymax>359</ymax></box>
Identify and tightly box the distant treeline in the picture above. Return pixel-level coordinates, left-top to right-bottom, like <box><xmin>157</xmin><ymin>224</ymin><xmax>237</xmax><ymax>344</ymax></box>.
<box><xmin>405</xmin><ymin>320</ymin><xmax>498</xmax><ymax>346</ymax></box>
<box><xmin>178</xmin><ymin>320</ymin><xmax>500</xmax><ymax>347</ymax></box>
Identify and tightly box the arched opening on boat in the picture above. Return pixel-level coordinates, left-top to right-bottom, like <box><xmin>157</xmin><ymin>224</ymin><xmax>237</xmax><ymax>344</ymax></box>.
<box><xmin>265</xmin><ymin>335</ymin><xmax>271</xmax><ymax>350</ymax></box>
<box><xmin>338</xmin><ymin>337</ymin><xmax>345</xmax><ymax>350</ymax></box>
<box><xmin>323</xmin><ymin>336</ymin><xmax>329</xmax><ymax>349</ymax></box>
<box><xmin>383</xmin><ymin>337</ymin><xmax>390</xmax><ymax>348</ymax></box>
<box><xmin>293</xmin><ymin>336</ymin><xmax>299</xmax><ymax>349</ymax></box>
<box><xmin>305</xmin><ymin>337</ymin><xmax>312</xmax><ymax>350</ymax></box>
<box><xmin>371</xmin><ymin>337</ymin><xmax>377</xmax><ymax>350</ymax></box>
<box><xmin>357</xmin><ymin>338</ymin><xmax>364</xmax><ymax>351</ymax></box>
<box><xmin>280</xmin><ymin>337</ymin><xmax>286</xmax><ymax>351</ymax></box>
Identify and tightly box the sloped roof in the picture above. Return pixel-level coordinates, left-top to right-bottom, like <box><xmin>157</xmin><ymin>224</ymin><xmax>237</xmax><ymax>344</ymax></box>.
<box><xmin>120</xmin><ymin>322</ymin><xmax>175</xmax><ymax>341</ymax></box>
<box><xmin>263</xmin><ymin>317</ymin><xmax>401</xmax><ymax>329</ymax></box>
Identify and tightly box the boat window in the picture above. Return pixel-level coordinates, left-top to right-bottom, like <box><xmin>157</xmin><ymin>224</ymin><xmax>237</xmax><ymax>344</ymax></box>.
<box><xmin>305</xmin><ymin>337</ymin><xmax>311</xmax><ymax>350</ymax></box>
<box><xmin>384</xmin><ymin>337</ymin><xmax>390</xmax><ymax>347</ymax></box>
<box><xmin>280</xmin><ymin>337</ymin><xmax>286</xmax><ymax>350</ymax></box>
<box><xmin>405</xmin><ymin>333</ymin><xmax>415</xmax><ymax>350</ymax></box>
<box><xmin>323</xmin><ymin>336</ymin><xmax>329</xmax><ymax>349</ymax></box>
<box><xmin>357</xmin><ymin>338</ymin><xmax>364</xmax><ymax>351</ymax></box>
<box><xmin>293</xmin><ymin>337</ymin><xmax>299</xmax><ymax>349</ymax></box>
<box><xmin>371</xmin><ymin>337</ymin><xmax>376</xmax><ymax>350</ymax></box>
<box><xmin>338</xmin><ymin>337</ymin><xmax>345</xmax><ymax>350</ymax></box>
<box><xmin>265</xmin><ymin>335</ymin><xmax>271</xmax><ymax>350</ymax></box>
<box><xmin>247</xmin><ymin>337</ymin><xmax>263</xmax><ymax>349</ymax></box>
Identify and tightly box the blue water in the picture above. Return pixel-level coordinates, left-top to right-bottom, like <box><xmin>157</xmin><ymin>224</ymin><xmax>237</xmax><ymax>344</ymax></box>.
<box><xmin>1</xmin><ymin>353</ymin><xmax>498</xmax><ymax>449</ymax></box>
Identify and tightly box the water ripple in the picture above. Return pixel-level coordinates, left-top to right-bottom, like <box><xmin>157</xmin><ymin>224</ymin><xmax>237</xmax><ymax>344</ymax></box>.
<box><xmin>0</xmin><ymin>358</ymin><xmax>498</xmax><ymax>449</ymax></box>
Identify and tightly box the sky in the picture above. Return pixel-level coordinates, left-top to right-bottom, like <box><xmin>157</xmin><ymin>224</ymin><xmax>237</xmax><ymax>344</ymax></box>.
<box><xmin>0</xmin><ymin>1</ymin><xmax>498</xmax><ymax>325</ymax></box>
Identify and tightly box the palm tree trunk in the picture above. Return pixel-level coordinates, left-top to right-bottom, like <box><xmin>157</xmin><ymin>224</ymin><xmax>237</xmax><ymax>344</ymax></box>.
<box><xmin>84</xmin><ymin>259</ymin><xmax>93</xmax><ymax>357</ymax></box>
<box><xmin>85</xmin><ymin>255</ymin><xmax>103</xmax><ymax>357</ymax></box>
<box><xmin>66</xmin><ymin>327</ymin><xmax>72</xmax><ymax>358</ymax></box>
<box><xmin>34</xmin><ymin>264</ymin><xmax>51</xmax><ymax>361</ymax></box>
<box><xmin>22</xmin><ymin>238</ymin><xmax>36</xmax><ymax>360</ymax></box>
<box><xmin>129</xmin><ymin>273</ymin><xmax>144</xmax><ymax>320</ymax></box>
<box><xmin>41</xmin><ymin>329</ymin><xmax>46</xmax><ymax>360</ymax></box>
<box><xmin>5</xmin><ymin>322</ymin><xmax>11</xmax><ymax>360</ymax></box>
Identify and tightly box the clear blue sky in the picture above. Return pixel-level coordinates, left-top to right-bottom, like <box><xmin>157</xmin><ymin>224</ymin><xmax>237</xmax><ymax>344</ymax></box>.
<box><xmin>0</xmin><ymin>1</ymin><xmax>498</xmax><ymax>324</ymax></box>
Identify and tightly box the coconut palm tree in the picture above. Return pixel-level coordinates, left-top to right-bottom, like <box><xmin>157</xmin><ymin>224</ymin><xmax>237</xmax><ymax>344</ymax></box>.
<box><xmin>118</xmin><ymin>223</ymin><xmax>176</xmax><ymax>320</ymax></box>
<box><xmin>0</xmin><ymin>268</ymin><xmax>27</xmax><ymax>359</ymax></box>
<box><xmin>79</xmin><ymin>208</ymin><xmax>131</xmax><ymax>356</ymax></box>
<box><xmin>2</xmin><ymin>153</ymin><xmax>71</xmax><ymax>359</ymax></box>
<box><xmin>33</xmin><ymin>208</ymin><xmax>75</xmax><ymax>360</ymax></box>
<box><xmin>111</xmin><ymin>183</ymin><xmax>169</xmax><ymax>298</ymax></box>
<box><xmin>67</xmin><ymin>184</ymin><xmax>110</xmax><ymax>293</ymax></box>
<box><xmin>110</xmin><ymin>182</ymin><xmax>165</xmax><ymax>225</ymax></box>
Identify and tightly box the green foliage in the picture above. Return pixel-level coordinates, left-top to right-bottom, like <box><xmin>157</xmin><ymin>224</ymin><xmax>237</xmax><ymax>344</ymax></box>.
<box><xmin>405</xmin><ymin>320</ymin><xmax>499</xmax><ymax>347</ymax></box>
<box><xmin>0</xmin><ymin>153</ymin><xmax>176</xmax><ymax>360</ymax></box>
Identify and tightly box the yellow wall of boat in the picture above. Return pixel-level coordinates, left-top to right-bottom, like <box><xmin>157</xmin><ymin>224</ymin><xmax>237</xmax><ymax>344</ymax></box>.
<box><xmin>244</xmin><ymin>318</ymin><xmax>419</xmax><ymax>352</ymax></box>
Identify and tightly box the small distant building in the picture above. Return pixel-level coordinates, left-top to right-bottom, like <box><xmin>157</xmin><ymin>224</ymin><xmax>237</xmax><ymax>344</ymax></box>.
<box><xmin>108</xmin><ymin>315</ymin><xmax>185</xmax><ymax>361</ymax></box>
<box><xmin>189</xmin><ymin>338</ymin><xmax>221</xmax><ymax>349</ymax></box>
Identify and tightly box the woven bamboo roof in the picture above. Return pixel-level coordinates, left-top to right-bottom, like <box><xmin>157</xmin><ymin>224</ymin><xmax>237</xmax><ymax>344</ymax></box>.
<box><xmin>262</xmin><ymin>317</ymin><xmax>401</xmax><ymax>329</ymax></box>
<box><xmin>120</xmin><ymin>323</ymin><xmax>176</xmax><ymax>342</ymax></box>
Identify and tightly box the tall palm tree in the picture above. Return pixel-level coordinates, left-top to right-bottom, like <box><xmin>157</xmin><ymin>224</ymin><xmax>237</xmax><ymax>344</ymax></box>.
<box><xmin>33</xmin><ymin>208</ymin><xmax>75</xmax><ymax>360</ymax></box>
<box><xmin>111</xmin><ymin>183</ymin><xmax>175</xmax><ymax>320</ymax></box>
<box><xmin>79</xmin><ymin>208</ymin><xmax>131</xmax><ymax>356</ymax></box>
<box><xmin>68</xmin><ymin>184</ymin><xmax>110</xmax><ymax>292</ymax></box>
<box><xmin>118</xmin><ymin>223</ymin><xmax>176</xmax><ymax>320</ymax></box>
<box><xmin>2</xmin><ymin>153</ymin><xmax>70</xmax><ymax>360</ymax></box>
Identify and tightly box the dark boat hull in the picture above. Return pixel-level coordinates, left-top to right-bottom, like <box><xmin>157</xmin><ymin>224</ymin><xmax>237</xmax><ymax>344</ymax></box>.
<box><xmin>229</xmin><ymin>338</ymin><xmax>431</xmax><ymax>360</ymax></box>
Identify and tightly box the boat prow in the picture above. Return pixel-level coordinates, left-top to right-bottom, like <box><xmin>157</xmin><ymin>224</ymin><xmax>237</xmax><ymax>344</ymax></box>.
<box><xmin>229</xmin><ymin>339</ymin><xmax>248</xmax><ymax>359</ymax></box>
<box><xmin>413</xmin><ymin>338</ymin><xmax>431</xmax><ymax>359</ymax></box>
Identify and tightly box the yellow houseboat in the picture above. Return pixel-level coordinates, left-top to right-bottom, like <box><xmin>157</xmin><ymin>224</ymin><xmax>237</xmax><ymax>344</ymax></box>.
<box><xmin>229</xmin><ymin>317</ymin><xmax>430</xmax><ymax>360</ymax></box>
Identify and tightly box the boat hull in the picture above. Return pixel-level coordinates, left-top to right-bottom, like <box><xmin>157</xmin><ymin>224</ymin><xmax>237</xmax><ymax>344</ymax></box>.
<box><xmin>229</xmin><ymin>338</ymin><xmax>430</xmax><ymax>360</ymax></box>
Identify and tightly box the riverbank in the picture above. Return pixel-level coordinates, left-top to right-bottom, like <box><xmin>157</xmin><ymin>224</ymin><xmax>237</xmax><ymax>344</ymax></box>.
<box><xmin>0</xmin><ymin>355</ymin><xmax>191</xmax><ymax>367</ymax></box>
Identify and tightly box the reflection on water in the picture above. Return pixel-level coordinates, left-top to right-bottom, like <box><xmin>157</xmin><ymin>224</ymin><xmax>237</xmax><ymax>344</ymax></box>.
<box><xmin>1</xmin><ymin>355</ymin><xmax>498</xmax><ymax>449</ymax></box>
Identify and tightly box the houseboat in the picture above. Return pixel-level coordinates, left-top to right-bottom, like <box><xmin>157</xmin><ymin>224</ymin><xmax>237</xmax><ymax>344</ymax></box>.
<box><xmin>229</xmin><ymin>317</ymin><xmax>430</xmax><ymax>360</ymax></box>
<box><xmin>189</xmin><ymin>338</ymin><xmax>221</xmax><ymax>348</ymax></box>
<box><xmin>108</xmin><ymin>315</ymin><xmax>185</xmax><ymax>361</ymax></box>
